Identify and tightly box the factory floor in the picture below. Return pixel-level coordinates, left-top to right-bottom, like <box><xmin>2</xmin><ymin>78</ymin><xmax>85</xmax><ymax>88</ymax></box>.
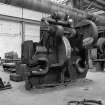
<box><xmin>0</xmin><ymin>66</ymin><xmax>105</xmax><ymax>105</ymax></box>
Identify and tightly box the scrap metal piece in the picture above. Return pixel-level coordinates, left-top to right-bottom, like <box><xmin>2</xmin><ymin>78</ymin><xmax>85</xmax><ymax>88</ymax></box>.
<box><xmin>68</xmin><ymin>99</ymin><xmax>103</xmax><ymax>105</ymax></box>
<box><xmin>0</xmin><ymin>78</ymin><xmax>12</xmax><ymax>90</ymax></box>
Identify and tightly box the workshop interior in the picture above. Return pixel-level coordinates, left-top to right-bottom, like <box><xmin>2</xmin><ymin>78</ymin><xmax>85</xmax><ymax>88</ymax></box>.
<box><xmin>0</xmin><ymin>0</ymin><xmax>105</xmax><ymax>105</ymax></box>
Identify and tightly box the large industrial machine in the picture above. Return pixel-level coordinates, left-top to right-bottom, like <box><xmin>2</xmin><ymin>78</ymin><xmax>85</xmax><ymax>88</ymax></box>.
<box><xmin>20</xmin><ymin>13</ymin><xmax>98</xmax><ymax>90</ymax></box>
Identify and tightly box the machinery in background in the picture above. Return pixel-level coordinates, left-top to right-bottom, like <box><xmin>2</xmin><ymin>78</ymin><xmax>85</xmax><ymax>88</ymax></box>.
<box><xmin>20</xmin><ymin>13</ymin><xmax>98</xmax><ymax>90</ymax></box>
<box><xmin>5</xmin><ymin>51</ymin><xmax>18</xmax><ymax>60</ymax></box>
<box><xmin>2</xmin><ymin>51</ymin><xmax>21</xmax><ymax>73</ymax></box>
<box><xmin>91</xmin><ymin>27</ymin><xmax>105</xmax><ymax>71</ymax></box>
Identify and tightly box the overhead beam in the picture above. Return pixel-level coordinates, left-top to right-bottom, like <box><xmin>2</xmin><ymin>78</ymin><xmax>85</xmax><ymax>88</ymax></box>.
<box><xmin>88</xmin><ymin>0</ymin><xmax>105</xmax><ymax>7</ymax></box>
<box><xmin>0</xmin><ymin>14</ymin><xmax>40</xmax><ymax>25</ymax></box>
<box><xmin>84</xmin><ymin>0</ymin><xmax>105</xmax><ymax>11</ymax></box>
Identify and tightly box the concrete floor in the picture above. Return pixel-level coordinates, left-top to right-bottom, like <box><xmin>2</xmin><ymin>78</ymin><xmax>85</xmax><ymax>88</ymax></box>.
<box><xmin>0</xmin><ymin>66</ymin><xmax>105</xmax><ymax>105</ymax></box>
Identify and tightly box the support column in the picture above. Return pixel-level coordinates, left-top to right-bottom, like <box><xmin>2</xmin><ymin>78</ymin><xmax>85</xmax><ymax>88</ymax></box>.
<box><xmin>21</xmin><ymin>21</ymin><xmax>25</xmax><ymax>42</ymax></box>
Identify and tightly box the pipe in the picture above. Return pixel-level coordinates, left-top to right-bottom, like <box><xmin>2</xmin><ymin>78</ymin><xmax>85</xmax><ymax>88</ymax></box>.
<box><xmin>0</xmin><ymin>0</ymin><xmax>105</xmax><ymax>26</ymax></box>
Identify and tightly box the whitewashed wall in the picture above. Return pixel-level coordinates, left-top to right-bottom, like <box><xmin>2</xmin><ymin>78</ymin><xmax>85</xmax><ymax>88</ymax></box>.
<box><xmin>0</xmin><ymin>3</ymin><xmax>43</xmax><ymax>21</ymax></box>
<box><xmin>0</xmin><ymin>3</ymin><xmax>48</xmax><ymax>58</ymax></box>
<box><xmin>0</xmin><ymin>20</ymin><xmax>22</xmax><ymax>58</ymax></box>
<box><xmin>25</xmin><ymin>23</ymin><xmax>40</xmax><ymax>42</ymax></box>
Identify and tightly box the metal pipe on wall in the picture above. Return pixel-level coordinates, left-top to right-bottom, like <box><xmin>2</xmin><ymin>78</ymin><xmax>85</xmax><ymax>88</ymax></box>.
<box><xmin>0</xmin><ymin>0</ymin><xmax>105</xmax><ymax>26</ymax></box>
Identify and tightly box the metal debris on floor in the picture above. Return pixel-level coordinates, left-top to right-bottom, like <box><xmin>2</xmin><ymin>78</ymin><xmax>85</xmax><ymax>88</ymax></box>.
<box><xmin>68</xmin><ymin>99</ymin><xmax>103</xmax><ymax>105</ymax></box>
<box><xmin>0</xmin><ymin>77</ymin><xmax>12</xmax><ymax>90</ymax></box>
